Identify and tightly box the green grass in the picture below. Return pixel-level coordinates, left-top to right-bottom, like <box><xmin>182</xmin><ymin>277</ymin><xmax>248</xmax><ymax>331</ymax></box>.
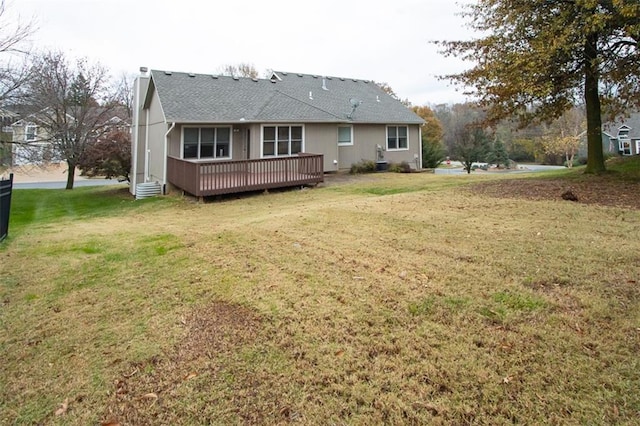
<box><xmin>7</xmin><ymin>186</ymin><xmax>170</xmax><ymax>233</ymax></box>
<box><xmin>1</xmin><ymin>164</ymin><xmax>639</xmax><ymax>424</ymax></box>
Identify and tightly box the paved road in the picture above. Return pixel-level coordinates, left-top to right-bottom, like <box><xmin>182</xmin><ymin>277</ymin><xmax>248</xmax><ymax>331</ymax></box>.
<box><xmin>12</xmin><ymin>164</ymin><xmax>566</xmax><ymax>189</ymax></box>
<box><xmin>13</xmin><ymin>179</ymin><xmax>127</xmax><ymax>189</ymax></box>
<box><xmin>434</xmin><ymin>163</ymin><xmax>566</xmax><ymax>175</ymax></box>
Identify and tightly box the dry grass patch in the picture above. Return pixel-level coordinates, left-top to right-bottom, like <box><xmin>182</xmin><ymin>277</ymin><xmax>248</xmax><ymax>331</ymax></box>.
<box><xmin>2</xmin><ymin>172</ymin><xmax>640</xmax><ymax>424</ymax></box>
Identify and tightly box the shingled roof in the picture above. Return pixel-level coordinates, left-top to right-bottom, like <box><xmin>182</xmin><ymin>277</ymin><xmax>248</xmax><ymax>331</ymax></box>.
<box><xmin>603</xmin><ymin>112</ymin><xmax>640</xmax><ymax>138</ymax></box>
<box><xmin>146</xmin><ymin>70</ymin><xmax>423</xmax><ymax>125</ymax></box>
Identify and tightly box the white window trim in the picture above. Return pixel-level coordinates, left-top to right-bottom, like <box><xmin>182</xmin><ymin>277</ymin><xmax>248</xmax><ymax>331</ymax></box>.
<box><xmin>337</xmin><ymin>125</ymin><xmax>353</xmax><ymax>146</ymax></box>
<box><xmin>260</xmin><ymin>124</ymin><xmax>305</xmax><ymax>157</ymax></box>
<box><xmin>620</xmin><ymin>138</ymin><xmax>632</xmax><ymax>156</ymax></box>
<box><xmin>386</xmin><ymin>125</ymin><xmax>409</xmax><ymax>151</ymax></box>
<box><xmin>25</xmin><ymin>123</ymin><xmax>37</xmax><ymax>142</ymax></box>
<box><xmin>181</xmin><ymin>125</ymin><xmax>233</xmax><ymax>160</ymax></box>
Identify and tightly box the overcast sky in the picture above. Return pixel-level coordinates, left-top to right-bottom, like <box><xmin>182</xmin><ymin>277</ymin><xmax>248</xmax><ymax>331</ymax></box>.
<box><xmin>11</xmin><ymin>0</ymin><xmax>476</xmax><ymax>105</ymax></box>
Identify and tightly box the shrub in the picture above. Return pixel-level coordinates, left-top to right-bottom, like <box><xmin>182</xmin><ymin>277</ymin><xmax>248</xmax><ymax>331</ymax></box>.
<box><xmin>349</xmin><ymin>159</ymin><xmax>376</xmax><ymax>174</ymax></box>
<box><xmin>422</xmin><ymin>139</ymin><xmax>446</xmax><ymax>169</ymax></box>
<box><xmin>389</xmin><ymin>161</ymin><xmax>412</xmax><ymax>173</ymax></box>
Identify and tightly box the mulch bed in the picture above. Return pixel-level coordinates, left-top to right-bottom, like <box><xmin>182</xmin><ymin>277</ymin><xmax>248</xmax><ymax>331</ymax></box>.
<box><xmin>471</xmin><ymin>176</ymin><xmax>640</xmax><ymax>210</ymax></box>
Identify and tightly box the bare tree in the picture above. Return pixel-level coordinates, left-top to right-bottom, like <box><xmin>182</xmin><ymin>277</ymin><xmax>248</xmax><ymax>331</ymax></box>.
<box><xmin>0</xmin><ymin>0</ymin><xmax>36</xmax><ymax>167</ymax></box>
<box><xmin>113</xmin><ymin>72</ymin><xmax>134</xmax><ymax>119</ymax></box>
<box><xmin>0</xmin><ymin>0</ymin><xmax>36</xmax><ymax>106</ymax></box>
<box><xmin>217</xmin><ymin>63</ymin><xmax>259</xmax><ymax>78</ymax></box>
<box><xmin>24</xmin><ymin>51</ymin><xmax>120</xmax><ymax>189</ymax></box>
<box><xmin>0</xmin><ymin>0</ymin><xmax>36</xmax><ymax>54</ymax></box>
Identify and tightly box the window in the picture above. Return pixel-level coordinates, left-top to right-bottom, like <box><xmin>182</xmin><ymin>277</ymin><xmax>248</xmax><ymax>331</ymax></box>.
<box><xmin>620</xmin><ymin>139</ymin><xmax>632</xmax><ymax>156</ymax></box>
<box><xmin>25</xmin><ymin>124</ymin><xmax>37</xmax><ymax>142</ymax></box>
<box><xmin>182</xmin><ymin>126</ymin><xmax>231</xmax><ymax>159</ymax></box>
<box><xmin>338</xmin><ymin>126</ymin><xmax>353</xmax><ymax>146</ymax></box>
<box><xmin>387</xmin><ymin>125</ymin><xmax>408</xmax><ymax>150</ymax></box>
<box><xmin>262</xmin><ymin>125</ymin><xmax>303</xmax><ymax>157</ymax></box>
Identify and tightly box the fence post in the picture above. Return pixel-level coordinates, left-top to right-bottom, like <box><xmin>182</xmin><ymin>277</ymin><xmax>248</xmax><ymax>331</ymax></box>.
<box><xmin>0</xmin><ymin>172</ymin><xmax>14</xmax><ymax>242</ymax></box>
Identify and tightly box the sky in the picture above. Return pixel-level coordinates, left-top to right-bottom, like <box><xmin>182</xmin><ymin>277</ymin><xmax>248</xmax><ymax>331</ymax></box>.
<box><xmin>10</xmin><ymin>0</ymin><xmax>476</xmax><ymax>106</ymax></box>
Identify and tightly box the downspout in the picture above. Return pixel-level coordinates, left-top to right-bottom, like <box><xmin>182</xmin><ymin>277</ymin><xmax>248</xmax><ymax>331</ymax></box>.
<box><xmin>419</xmin><ymin>125</ymin><xmax>423</xmax><ymax>169</ymax></box>
<box><xmin>131</xmin><ymin>78</ymin><xmax>140</xmax><ymax>195</ymax></box>
<box><xmin>163</xmin><ymin>122</ymin><xmax>176</xmax><ymax>195</ymax></box>
<box><xmin>144</xmin><ymin>109</ymin><xmax>150</xmax><ymax>182</ymax></box>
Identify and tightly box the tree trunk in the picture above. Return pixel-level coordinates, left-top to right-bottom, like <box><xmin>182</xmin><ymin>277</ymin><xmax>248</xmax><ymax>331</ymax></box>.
<box><xmin>584</xmin><ymin>34</ymin><xmax>606</xmax><ymax>174</ymax></box>
<box><xmin>66</xmin><ymin>161</ymin><xmax>76</xmax><ymax>190</ymax></box>
<box><xmin>566</xmin><ymin>152</ymin><xmax>573</xmax><ymax>168</ymax></box>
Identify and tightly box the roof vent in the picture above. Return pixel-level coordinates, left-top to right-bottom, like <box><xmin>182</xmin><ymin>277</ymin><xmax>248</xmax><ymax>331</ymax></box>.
<box><xmin>352</xmin><ymin>78</ymin><xmax>358</xmax><ymax>82</ymax></box>
<box><xmin>322</xmin><ymin>77</ymin><xmax>328</xmax><ymax>91</ymax></box>
<box><xmin>164</xmin><ymin>71</ymin><xmax>172</xmax><ymax>76</ymax></box>
<box><xmin>309</xmin><ymin>91</ymin><xmax>313</xmax><ymax>100</ymax></box>
<box><xmin>233</xmin><ymin>76</ymin><xmax>239</xmax><ymax>81</ymax></box>
<box><xmin>212</xmin><ymin>75</ymin><xmax>218</xmax><ymax>79</ymax></box>
<box><xmin>188</xmin><ymin>73</ymin><xmax>195</xmax><ymax>77</ymax></box>
<box><xmin>297</xmin><ymin>73</ymin><xmax>303</xmax><ymax>77</ymax></box>
<box><xmin>376</xmin><ymin>95</ymin><xmax>380</xmax><ymax>102</ymax></box>
<box><xmin>312</xmin><ymin>75</ymin><xmax>318</xmax><ymax>78</ymax></box>
<box><xmin>252</xmin><ymin>78</ymin><xmax>258</xmax><ymax>82</ymax></box>
<box><xmin>139</xmin><ymin>66</ymin><xmax>148</xmax><ymax>74</ymax></box>
<box><xmin>281</xmin><ymin>72</ymin><xmax>288</xmax><ymax>76</ymax></box>
<box><xmin>340</xmin><ymin>78</ymin><xmax>345</xmax><ymax>81</ymax></box>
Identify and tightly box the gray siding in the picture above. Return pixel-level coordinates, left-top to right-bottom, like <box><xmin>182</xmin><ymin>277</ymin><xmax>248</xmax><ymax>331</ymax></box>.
<box><xmin>338</xmin><ymin>124</ymin><xmax>421</xmax><ymax>170</ymax></box>
<box><xmin>305</xmin><ymin>123</ymin><xmax>339</xmax><ymax>172</ymax></box>
<box><xmin>146</xmin><ymin>89</ymin><xmax>168</xmax><ymax>183</ymax></box>
<box><xmin>132</xmin><ymin>76</ymin><xmax>150</xmax><ymax>193</ymax></box>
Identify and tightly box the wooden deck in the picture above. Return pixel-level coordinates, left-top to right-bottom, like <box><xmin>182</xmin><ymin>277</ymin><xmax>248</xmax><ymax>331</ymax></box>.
<box><xmin>167</xmin><ymin>154</ymin><xmax>324</xmax><ymax>197</ymax></box>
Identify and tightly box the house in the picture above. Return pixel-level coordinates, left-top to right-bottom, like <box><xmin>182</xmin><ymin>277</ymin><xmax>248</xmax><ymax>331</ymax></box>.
<box><xmin>131</xmin><ymin>68</ymin><xmax>425</xmax><ymax>198</ymax></box>
<box><xmin>9</xmin><ymin>107</ymin><xmax>131</xmax><ymax>166</ymax></box>
<box><xmin>603</xmin><ymin>113</ymin><xmax>640</xmax><ymax>156</ymax></box>
<box><xmin>0</xmin><ymin>109</ymin><xmax>18</xmax><ymax>166</ymax></box>
<box><xmin>10</xmin><ymin>115</ymin><xmax>60</xmax><ymax>166</ymax></box>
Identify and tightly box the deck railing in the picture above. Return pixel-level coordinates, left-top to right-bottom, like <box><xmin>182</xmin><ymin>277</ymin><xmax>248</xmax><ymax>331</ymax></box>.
<box><xmin>167</xmin><ymin>153</ymin><xmax>324</xmax><ymax>197</ymax></box>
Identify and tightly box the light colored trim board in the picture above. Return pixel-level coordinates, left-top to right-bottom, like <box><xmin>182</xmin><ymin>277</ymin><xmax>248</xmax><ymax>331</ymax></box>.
<box><xmin>260</xmin><ymin>124</ymin><xmax>305</xmax><ymax>158</ymax></box>
<box><xmin>337</xmin><ymin>125</ymin><xmax>353</xmax><ymax>146</ymax></box>
<box><xmin>180</xmin><ymin>125</ymin><xmax>234</xmax><ymax>160</ymax></box>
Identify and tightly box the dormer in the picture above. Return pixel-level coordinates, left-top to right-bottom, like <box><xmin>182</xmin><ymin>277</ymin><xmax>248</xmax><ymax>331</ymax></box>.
<box><xmin>618</xmin><ymin>125</ymin><xmax>631</xmax><ymax>138</ymax></box>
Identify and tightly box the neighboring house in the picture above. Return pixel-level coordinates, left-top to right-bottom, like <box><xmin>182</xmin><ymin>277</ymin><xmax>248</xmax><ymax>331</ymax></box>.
<box><xmin>131</xmin><ymin>69</ymin><xmax>424</xmax><ymax>198</ymax></box>
<box><xmin>10</xmin><ymin>116</ymin><xmax>60</xmax><ymax>166</ymax></box>
<box><xmin>9</xmin><ymin>108</ymin><xmax>131</xmax><ymax>166</ymax></box>
<box><xmin>603</xmin><ymin>113</ymin><xmax>640</xmax><ymax>156</ymax></box>
<box><xmin>0</xmin><ymin>109</ymin><xmax>18</xmax><ymax>166</ymax></box>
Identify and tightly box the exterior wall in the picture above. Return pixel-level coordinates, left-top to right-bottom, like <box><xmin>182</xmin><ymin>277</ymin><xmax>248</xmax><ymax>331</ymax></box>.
<box><xmin>243</xmin><ymin>122</ymin><xmax>421</xmax><ymax>173</ymax></box>
<box><xmin>247</xmin><ymin>123</ymin><xmax>262</xmax><ymax>160</ymax></box>
<box><xmin>145</xmin><ymin>89</ymin><xmax>167</xmax><ymax>184</ymax></box>
<box><xmin>131</xmin><ymin>76</ymin><xmax>149</xmax><ymax>194</ymax></box>
<box><xmin>168</xmin><ymin>123</ymin><xmax>241</xmax><ymax>160</ymax></box>
<box><xmin>304</xmin><ymin>123</ymin><xmax>339</xmax><ymax>172</ymax></box>
<box><xmin>10</xmin><ymin>124</ymin><xmax>58</xmax><ymax>166</ymax></box>
<box><xmin>167</xmin><ymin>125</ymin><xmax>180</xmax><ymax>158</ymax></box>
<box><xmin>338</xmin><ymin>124</ymin><xmax>421</xmax><ymax>170</ymax></box>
